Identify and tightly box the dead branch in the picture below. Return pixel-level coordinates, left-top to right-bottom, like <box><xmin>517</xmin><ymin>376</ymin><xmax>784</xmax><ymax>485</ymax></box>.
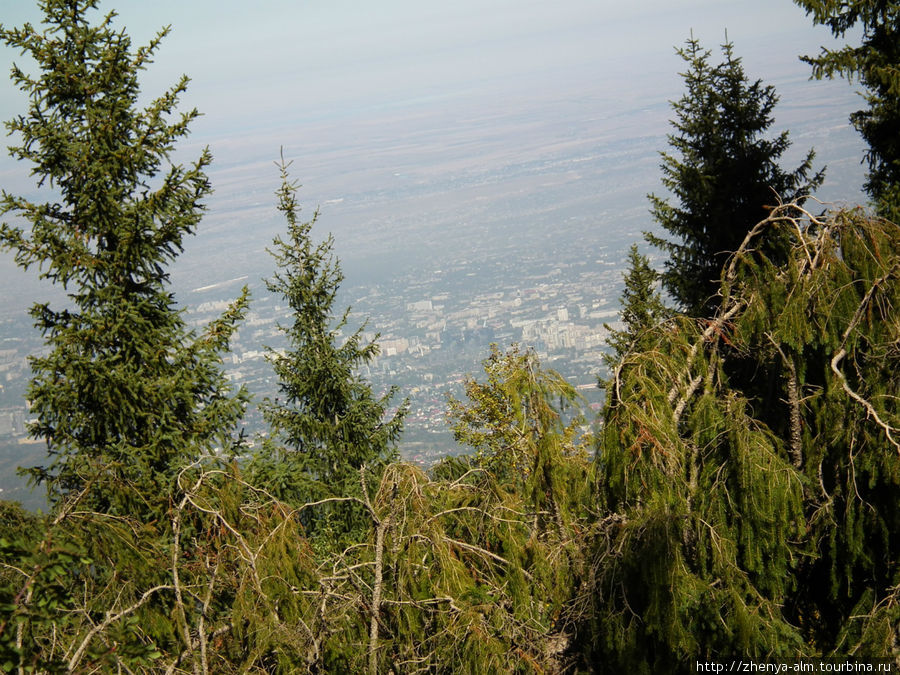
<box><xmin>442</xmin><ymin>536</ymin><xmax>533</xmax><ymax>580</ymax></box>
<box><xmin>832</xmin><ymin>348</ymin><xmax>900</xmax><ymax>454</ymax></box>
<box><xmin>667</xmin><ymin>300</ymin><xmax>744</xmax><ymax>410</ymax></box>
<box><xmin>164</xmin><ymin>625</ymin><xmax>231</xmax><ymax>675</ymax></box>
<box><xmin>67</xmin><ymin>584</ymin><xmax>173</xmax><ymax>671</ymax></box>
<box><xmin>171</xmin><ymin>494</ymin><xmax>199</xmax><ymax>674</ymax></box>
<box><xmin>424</xmin><ymin>505</ymin><xmax>529</xmax><ymax>527</ymax></box>
<box><xmin>368</xmin><ymin>514</ymin><xmax>390</xmax><ymax>675</ymax></box>
<box><xmin>672</xmin><ymin>374</ymin><xmax>703</xmax><ymax>426</ymax></box>
<box><xmin>197</xmin><ymin>559</ymin><xmax>218</xmax><ymax>675</ymax></box>
<box><xmin>831</xmin><ymin>261</ymin><xmax>900</xmax><ymax>454</ymax></box>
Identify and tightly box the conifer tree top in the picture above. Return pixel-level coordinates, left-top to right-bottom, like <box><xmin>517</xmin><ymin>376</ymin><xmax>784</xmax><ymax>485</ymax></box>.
<box><xmin>0</xmin><ymin>0</ymin><xmax>248</xmax><ymax>514</ymax></box>
<box><xmin>251</xmin><ymin>155</ymin><xmax>406</xmax><ymax>539</ymax></box>
<box><xmin>646</xmin><ymin>36</ymin><xmax>824</xmax><ymax>316</ymax></box>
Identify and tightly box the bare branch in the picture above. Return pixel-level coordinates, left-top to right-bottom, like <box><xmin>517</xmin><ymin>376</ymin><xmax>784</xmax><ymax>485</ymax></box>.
<box><xmin>832</xmin><ymin>347</ymin><xmax>900</xmax><ymax>454</ymax></box>
<box><xmin>830</xmin><ymin>262</ymin><xmax>900</xmax><ymax>454</ymax></box>
<box><xmin>368</xmin><ymin>514</ymin><xmax>390</xmax><ymax>675</ymax></box>
<box><xmin>68</xmin><ymin>584</ymin><xmax>174</xmax><ymax>671</ymax></box>
<box><xmin>171</xmin><ymin>495</ymin><xmax>199</xmax><ymax>674</ymax></box>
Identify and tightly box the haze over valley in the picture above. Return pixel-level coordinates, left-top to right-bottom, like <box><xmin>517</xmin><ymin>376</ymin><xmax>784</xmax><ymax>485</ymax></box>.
<box><xmin>0</xmin><ymin>0</ymin><xmax>869</xmax><ymax>506</ymax></box>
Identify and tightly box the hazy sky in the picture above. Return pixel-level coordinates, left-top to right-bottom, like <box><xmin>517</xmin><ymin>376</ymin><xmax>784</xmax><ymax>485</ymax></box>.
<box><xmin>0</xmin><ymin>0</ymin><xmax>853</xmax><ymax>145</ymax></box>
<box><xmin>0</xmin><ymin>0</ymin><xmax>865</xmax><ymax>292</ymax></box>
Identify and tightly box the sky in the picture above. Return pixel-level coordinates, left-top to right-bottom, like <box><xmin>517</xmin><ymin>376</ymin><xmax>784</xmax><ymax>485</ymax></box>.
<box><xmin>0</xmin><ymin>0</ymin><xmax>866</xmax><ymax>294</ymax></box>
<box><xmin>0</xmin><ymin>0</ymin><xmax>855</xmax><ymax>145</ymax></box>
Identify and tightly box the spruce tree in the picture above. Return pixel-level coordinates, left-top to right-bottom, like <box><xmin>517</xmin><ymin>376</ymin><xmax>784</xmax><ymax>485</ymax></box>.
<box><xmin>252</xmin><ymin>157</ymin><xmax>406</xmax><ymax>537</ymax></box>
<box><xmin>0</xmin><ymin>0</ymin><xmax>248</xmax><ymax>516</ymax></box>
<box><xmin>794</xmin><ymin>0</ymin><xmax>900</xmax><ymax>221</ymax></box>
<box><xmin>605</xmin><ymin>244</ymin><xmax>668</xmax><ymax>363</ymax></box>
<box><xmin>647</xmin><ymin>37</ymin><xmax>824</xmax><ymax>315</ymax></box>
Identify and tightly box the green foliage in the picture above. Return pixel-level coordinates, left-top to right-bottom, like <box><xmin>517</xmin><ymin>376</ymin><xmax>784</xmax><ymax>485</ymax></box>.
<box><xmin>591</xmin><ymin>205</ymin><xmax>900</xmax><ymax>667</ymax></box>
<box><xmin>605</xmin><ymin>243</ymin><xmax>668</xmax><ymax>364</ymax></box>
<box><xmin>0</xmin><ymin>0</ymin><xmax>248</xmax><ymax>516</ymax></box>
<box><xmin>0</xmin><ymin>499</ymin><xmax>178</xmax><ymax>672</ymax></box>
<box><xmin>250</xmin><ymin>156</ymin><xmax>406</xmax><ymax>541</ymax></box>
<box><xmin>443</xmin><ymin>343</ymin><xmax>593</xmax><ymax>669</ymax></box>
<box><xmin>170</xmin><ymin>457</ymin><xmax>589</xmax><ymax>673</ymax></box>
<box><xmin>595</xmin><ymin>329</ymin><xmax>806</xmax><ymax>669</ymax></box>
<box><xmin>647</xmin><ymin>37</ymin><xmax>824</xmax><ymax>316</ymax></box>
<box><xmin>728</xmin><ymin>207</ymin><xmax>900</xmax><ymax>655</ymax></box>
<box><xmin>358</xmin><ymin>462</ymin><xmax>587</xmax><ymax>673</ymax></box>
<box><xmin>0</xmin><ymin>450</ymin><xmax>594</xmax><ymax>673</ymax></box>
<box><xmin>795</xmin><ymin>0</ymin><xmax>900</xmax><ymax>221</ymax></box>
<box><xmin>6</xmin><ymin>2</ymin><xmax>900</xmax><ymax>672</ymax></box>
<box><xmin>448</xmin><ymin>343</ymin><xmax>592</xmax><ymax>522</ymax></box>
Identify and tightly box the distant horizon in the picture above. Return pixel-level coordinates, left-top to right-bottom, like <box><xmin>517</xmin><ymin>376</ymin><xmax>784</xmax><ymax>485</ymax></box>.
<box><xmin>0</xmin><ymin>0</ymin><xmax>867</xmax><ymax>303</ymax></box>
<box><xmin>0</xmin><ymin>1</ymin><xmax>858</xmax><ymax>148</ymax></box>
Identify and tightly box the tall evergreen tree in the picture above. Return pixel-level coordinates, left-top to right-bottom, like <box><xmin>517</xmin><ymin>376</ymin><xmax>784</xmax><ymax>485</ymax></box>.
<box><xmin>794</xmin><ymin>0</ymin><xmax>900</xmax><ymax>221</ymax></box>
<box><xmin>647</xmin><ymin>37</ymin><xmax>824</xmax><ymax>315</ymax></box>
<box><xmin>0</xmin><ymin>0</ymin><xmax>248</xmax><ymax>516</ymax></box>
<box><xmin>252</xmin><ymin>157</ymin><xmax>406</xmax><ymax>537</ymax></box>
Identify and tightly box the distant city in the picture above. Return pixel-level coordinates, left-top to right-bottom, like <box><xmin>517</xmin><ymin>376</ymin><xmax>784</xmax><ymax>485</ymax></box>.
<box><xmin>0</xmin><ymin>52</ymin><xmax>868</xmax><ymax>509</ymax></box>
<box><xmin>0</xmin><ymin>236</ymin><xmax>622</xmax><ymax>508</ymax></box>
<box><xmin>188</xmin><ymin>241</ymin><xmax>621</xmax><ymax>466</ymax></box>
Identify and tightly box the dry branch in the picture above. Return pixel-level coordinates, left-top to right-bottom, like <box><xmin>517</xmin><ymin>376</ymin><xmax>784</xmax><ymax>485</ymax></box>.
<box><xmin>67</xmin><ymin>584</ymin><xmax>174</xmax><ymax>671</ymax></box>
<box><xmin>830</xmin><ymin>261</ymin><xmax>900</xmax><ymax>454</ymax></box>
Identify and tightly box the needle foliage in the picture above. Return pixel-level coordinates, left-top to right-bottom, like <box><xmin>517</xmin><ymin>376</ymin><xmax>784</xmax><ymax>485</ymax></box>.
<box><xmin>249</xmin><ymin>157</ymin><xmax>406</xmax><ymax>544</ymax></box>
<box><xmin>0</xmin><ymin>0</ymin><xmax>248</xmax><ymax>516</ymax></box>
<box><xmin>795</xmin><ymin>0</ymin><xmax>900</xmax><ymax>221</ymax></box>
<box><xmin>647</xmin><ymin>37</ymin><xmax>824</xmax><ymax>316</ymax></box>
